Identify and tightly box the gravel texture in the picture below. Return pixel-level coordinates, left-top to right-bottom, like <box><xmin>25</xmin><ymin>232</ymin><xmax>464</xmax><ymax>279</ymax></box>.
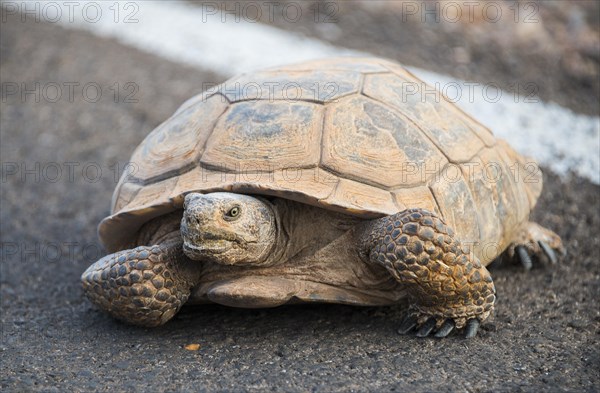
<box><xmin>1</xmin><ymin>7</ymin><xmax>599</xmax><ymax>393</ymax></box>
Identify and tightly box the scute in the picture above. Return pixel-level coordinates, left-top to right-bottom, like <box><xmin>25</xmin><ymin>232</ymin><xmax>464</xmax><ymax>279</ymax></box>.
<box><xmin>128</xmin><ymin>94</ymin><xmax>228</xmax><ymax>183</ymax></box>
<box><xmin>429</xmin><ymin>167</ymin><xmax>480</xmax><ymax>254</ymax></box>
<box><xmin>459</xmin><ymin>147</ymin><xmax>531</xmax><ymax>259</ymax></box>
<box><xmin>102</xmin><ymin>57</ymin><xmax>537</xmax><ymax>259</ymax></box>
<box><xmin>201</xmin><ymin>100</ymin><xmax>323</xmax><ymax>170</ymax></box>
<box><xmin>393</xmin><ymin>186</ymin><xmax>441</xmax><ymax>216</ymax></box>
<box><xmin>363</xmin><ymin>73</ymin><xmax>489</xmax><ymax>163</ymax></box>
<box><xmin>321</xmin><ymin>96</ymin><xmax>447</xmax><ymax>188</ymax></box>
<box><xmin>323</xmin><ymin>178</ymin><xmax>398</xmax><ymax>217</ymax></box>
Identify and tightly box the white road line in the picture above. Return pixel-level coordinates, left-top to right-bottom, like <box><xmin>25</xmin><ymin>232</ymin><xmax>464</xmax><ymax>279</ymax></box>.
<box><xmin>410</xmin><ymin>69</ymin><xmax>600</xmax><ymax>184</ymax></box>
<box><xmin>12</xmin><ymin>1</ymin><xmax>599</xmax><ymax>183</ymax></box>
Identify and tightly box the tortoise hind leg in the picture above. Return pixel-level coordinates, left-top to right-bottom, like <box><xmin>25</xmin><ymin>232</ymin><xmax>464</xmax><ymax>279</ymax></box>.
<box><xmin>81</xmin><ymin>241</ymin><xmax>201</xmax><ymax>327</ymax></box>
<box><xmin>506</xmin><ymin>222</ymin><xmax>565</xmax><ymax>270</ymax></box>
<box><xmin>359</xmin><ymin>208</ymin><xmax>496</xmax><ymax>338</ymax></box>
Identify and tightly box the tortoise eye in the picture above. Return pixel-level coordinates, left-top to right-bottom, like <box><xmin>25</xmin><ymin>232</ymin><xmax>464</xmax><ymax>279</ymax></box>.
<box><xmin>225</xmin><ymin>206</ymin><xmax>241</xmax><ymax>219</ymax></box>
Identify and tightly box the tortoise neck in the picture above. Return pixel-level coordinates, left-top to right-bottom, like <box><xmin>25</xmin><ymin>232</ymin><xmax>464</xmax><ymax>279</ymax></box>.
<box><xmin>266</xmin><ymin>198</ymin><xmax>363</xmax><ymax>265</ymax></box>
<box><xmin>252</xmin><ymin>197</ymin><xmax>287</xmax><ymax>266</ymax></box>
<box><xmin>134</xmin><ymin>211</ymin><xmax>182</xmax><ymax>248</ymax></box>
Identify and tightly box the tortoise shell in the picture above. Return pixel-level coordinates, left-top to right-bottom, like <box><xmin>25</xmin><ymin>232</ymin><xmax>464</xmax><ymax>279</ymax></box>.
<box><xmin>100</xmin><ymin>57</ymin><xmax>541</xmax><ymax>263</ymax></box>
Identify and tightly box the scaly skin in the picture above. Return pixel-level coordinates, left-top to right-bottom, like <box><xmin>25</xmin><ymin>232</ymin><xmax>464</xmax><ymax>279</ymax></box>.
<box><xmin>360</xmin><ymin>208</ymin><xmax>496</xmax><ymax>334</ymax></box>
<box><xmin>81</xmin><ymin>240</ymin><xmax>202</xmax><ymax>327</ymax></box>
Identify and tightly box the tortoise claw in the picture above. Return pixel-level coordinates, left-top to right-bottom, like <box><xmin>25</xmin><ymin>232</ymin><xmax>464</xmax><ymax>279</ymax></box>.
<box><xmin>508</xmin><ymin>222</ymin><xmax>564</xmax><ymax>269</ymax></box>
<box><xmin>398</xmin><ymin>315</ymin><xmax>418</xmax><ymax>335</ymax></box>
<box><xmin>434</xmin><ymin>319</ymin><xmax>455</xmax><ymax>338</ymax></box>
<box><xmin>415</xmin><ymin>317</ymin><xmax>436</xmax><ymax>337</ymax></box>
<box><xmin>538</xmin><ymin>241</ymin><xmax>557</xmax><ymax>264</ymax></box>
<box><xmin>464</xmin><ymin>318</ymin><xmax>480</xmax><ymax>339</ymax></box>
<box><xmin>399</xmin><ymin>315</ymin><xmax>483</xmax><ymax>339</ymax></box>
<box><xmin>516</xmin><ymin>246</ymin><xmax>533</xmax><ymax>270</ymax></box>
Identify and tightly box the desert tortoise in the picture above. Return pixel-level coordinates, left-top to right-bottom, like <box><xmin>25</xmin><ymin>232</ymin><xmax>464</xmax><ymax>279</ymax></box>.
<box><xmin>82</xmin><ymin>57</ymin><xmax>564</xmax><ymax>338</ymax></box>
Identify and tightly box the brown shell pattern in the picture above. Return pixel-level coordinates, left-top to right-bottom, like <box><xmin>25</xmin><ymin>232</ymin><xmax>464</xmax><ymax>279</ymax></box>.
<box><xmin>100</xmin><ymin>57</ymin><xmax>541</xmax><ymax>262</ymax></box>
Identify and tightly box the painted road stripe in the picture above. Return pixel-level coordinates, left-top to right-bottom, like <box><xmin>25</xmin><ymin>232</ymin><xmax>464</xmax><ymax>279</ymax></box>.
<box><xmin>9</xmin><ymin>1</ymin><xmax>599</xmax><ymax>183</ymax></box>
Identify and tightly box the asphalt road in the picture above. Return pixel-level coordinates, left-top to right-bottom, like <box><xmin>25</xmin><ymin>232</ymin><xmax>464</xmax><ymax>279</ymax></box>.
<box><xmin>1</xmin><ymin>4</ymin><xmax>599</xmax><ymax>392</ymax></box>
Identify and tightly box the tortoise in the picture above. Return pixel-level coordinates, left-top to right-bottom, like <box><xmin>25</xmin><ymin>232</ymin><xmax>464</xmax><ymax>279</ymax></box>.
<box><xmin>81</xmin><ymin>57</ymin><xmax>564</xmax><ymax>338</ymax></box>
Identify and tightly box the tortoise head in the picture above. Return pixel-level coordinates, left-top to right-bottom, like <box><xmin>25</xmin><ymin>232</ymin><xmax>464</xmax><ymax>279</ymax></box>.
<box><xmin>181</xmin><ymin>192</ymin><xmax>278</xmax><ymax>265</ymax></box>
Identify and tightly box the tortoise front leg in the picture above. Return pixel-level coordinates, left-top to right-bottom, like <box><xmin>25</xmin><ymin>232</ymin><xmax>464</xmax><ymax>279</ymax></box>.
<box><xmin>359</xmin><ymin>208</ymin><xmax>496</xmax><ymax>338</ymax></box>
<box><xmin>81</xmin><ymin>241</ymin><xmax>202</xmax><ymax>327</ymax></box>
